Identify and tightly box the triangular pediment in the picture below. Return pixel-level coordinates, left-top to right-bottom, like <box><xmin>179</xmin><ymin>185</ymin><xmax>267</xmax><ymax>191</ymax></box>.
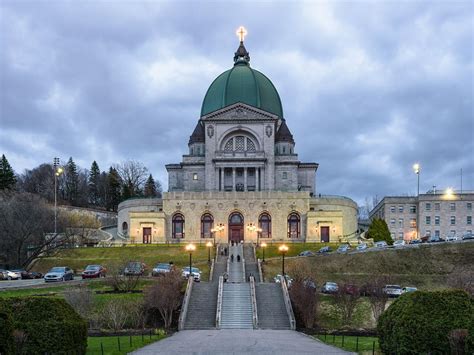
<box><xmin>201</xmin><ymin>102</ymin><xmax>279</xmax><ymax>121</ymax></box>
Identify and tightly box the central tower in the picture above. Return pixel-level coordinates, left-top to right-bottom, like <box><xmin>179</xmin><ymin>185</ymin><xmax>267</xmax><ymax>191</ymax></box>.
<box><xmin>166</xmin><ymin>29</ymin><xmax>317</xmax><ymax>193</ymax></box>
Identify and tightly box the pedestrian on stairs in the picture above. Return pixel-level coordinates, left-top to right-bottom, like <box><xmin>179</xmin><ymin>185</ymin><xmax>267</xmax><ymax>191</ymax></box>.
<box><xmin>231</xmin><ymin>254</ymin><xmax>234</xmax><ymax>262</ymax></box>
<box><xmin>237</xmin><ymin>255</ymin><xmax>241</xmax><ymax>262</ymax></box>
<box><xmin>223</xmin><ymin>272</ymin><xmax>228</xmax><ymax>282</ymax></box>
<box><xmin>224</xmin><ymin>247</ymin><xmax>228</xmax><ymax>256</ymax></box>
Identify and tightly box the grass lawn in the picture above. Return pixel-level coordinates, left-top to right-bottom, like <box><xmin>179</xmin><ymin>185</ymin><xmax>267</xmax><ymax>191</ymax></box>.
<box><xmin>87</xmin><ymin>334</ymin><xmax>166</xmax><ymax>354</ymax></box>
<box><xmin>33</xmin><ymin>244</ymin><xmax>213</xmax><ymax>280</ymax></box>
<box><xmin>256</xmin><ymin>242</ymin><xmax>341</xmax><ymax>260</ymax></box>
<box><xmin>315</xmin><ymin>335</ymin><xmax>380</xmax><ymax>354</ymax></box>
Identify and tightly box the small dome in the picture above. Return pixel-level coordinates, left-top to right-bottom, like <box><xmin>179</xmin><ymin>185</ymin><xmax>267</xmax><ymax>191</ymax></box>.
<box><xmin>201</xmin><ymin>42</ymin><xmax>283</xmax><ymax>118</ymax></box>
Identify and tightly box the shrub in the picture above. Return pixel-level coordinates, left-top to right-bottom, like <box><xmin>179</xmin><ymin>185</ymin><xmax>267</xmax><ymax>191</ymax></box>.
<box><xmin>0</xmin><ymin>297</ymin><xmax>88</xmax><ymax>354</ymax></box>
<box><xmin>0</xmin><ymin>310</ymin><xmax>14</xmax><ymax>355</ymax></box>
<box><xmin>377</xmin><ymin>290</ymin><xmax>474</xmax><ymax>354</ymax></box>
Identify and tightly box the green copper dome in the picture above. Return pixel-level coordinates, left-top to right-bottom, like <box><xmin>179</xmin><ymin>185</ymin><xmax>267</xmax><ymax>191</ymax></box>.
<box><xmin>200</xmin><ymin>42</ymin><xmax>283</xmax><ymax>118</ymax></box>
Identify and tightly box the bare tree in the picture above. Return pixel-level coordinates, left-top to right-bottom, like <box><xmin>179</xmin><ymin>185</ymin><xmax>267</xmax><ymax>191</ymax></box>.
<box><xmin>62</xmin><ymin>210</ymin><xmax>101</xmax><ymax>246</ymax></box>
<box><xmin>362</xmin><ymin>276</ymin><xmax>389</xmax><ymax>322</ymax></box>
<box><xmin>114</xmin><ymin>161</ymin><xmax>148</xmax><ymax>198</ymax></box>
<box><xmin>447</xmin><ymin>266</ymin><xmax>474</xmax><ymax>295</ymax></box>
<box><xmin>101</xmin><ymin>299</ymin><xmax>129</xmax><ymax>330</ymax></box>
<box><xmin>332</xmin><ymin>283</ymin><xmax>361</xmax><ymax>326</ymax></box>
<box><xmin>144</xmin><ymin>270</ymin><xmax>183</xmax><ymax>328</ymax></box>
<box><xmin>106</xmin><ymin>261</ymin><xmax>142</xmax><ymax>292</ymax></box>
<box><xmin>0</xmin><ymin>192</ymin><xmax>73</xmax><ymax>268</ymax></box>
<box><xmin>64</xmin><ymin>285</ymin><xmax>95</xmax><ymax>326</ymax></box>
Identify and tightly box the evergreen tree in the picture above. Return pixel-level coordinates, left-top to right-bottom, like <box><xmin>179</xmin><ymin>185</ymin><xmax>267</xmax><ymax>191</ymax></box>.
<box><xmin>64</xmin><ymin>157</ymin><xmax>79</xmax><ymax>204</ymax></box>
<box><xmin>88</xmin><ymin>161</ymin><xmax>101</xmax><ymax>206</ymax></box>
<box><xmin>0</xmin><ymin>154</ymin><xmax>16</xmax><ymax>190</ymax></box>
<box><xmin>144</xmin><ymin>174</ymin><xmax>157</xmax><ymax>197</ymax></box>
<box><xmin>367</xmin><ymin>218</ymin><xmax>393</xmax><ymax>245</ymax></box>
<box><xmin>106</xmin><ymin>167</ymin><xmax>121</xmax><ymax>211</ymax></box>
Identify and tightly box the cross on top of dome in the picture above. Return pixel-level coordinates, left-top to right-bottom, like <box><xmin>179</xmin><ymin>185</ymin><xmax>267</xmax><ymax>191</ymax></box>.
<box><xmin>234</xmin><ymin>26</ymin><xmax>250</xmax><ymax>64</ymax></box>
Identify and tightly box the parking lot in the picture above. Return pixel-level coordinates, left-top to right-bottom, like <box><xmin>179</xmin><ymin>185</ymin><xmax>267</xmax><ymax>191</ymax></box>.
<box><xmin>0</xmin><ymin>276</ymin><xmax>83</xmax><ymax>290</ymax></box>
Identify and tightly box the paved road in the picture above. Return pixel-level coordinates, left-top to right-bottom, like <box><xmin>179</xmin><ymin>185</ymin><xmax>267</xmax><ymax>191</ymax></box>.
<box><xmin>0</xmin><ymin>276</ymin><xmax>82</xmax><ymax>290</ymax></box>
<box><xmin>132</xmin><ymin>329</ymin><xmax>354</xmax><ymax>355</ymax></box>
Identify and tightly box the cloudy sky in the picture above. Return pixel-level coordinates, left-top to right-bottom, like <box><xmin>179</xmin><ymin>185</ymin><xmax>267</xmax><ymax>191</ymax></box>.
<box><xmin>1</xmin><ymin>0</ymin><xmax>472</xmax><ymax>206</ymax></box>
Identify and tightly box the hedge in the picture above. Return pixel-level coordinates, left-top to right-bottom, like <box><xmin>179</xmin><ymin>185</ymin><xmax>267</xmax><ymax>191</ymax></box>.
<box><xmin>0</xmin><ymin>297</ymin><xmax>87</xmax><ymax>354</ymax></box>
<box><xmin>0</xmin><ymin>310</ymin><xmax>14</xmax><ymax>354</ymax></box>
<box><xmin>377</xmin><ymin>290</ymin><xmax>474</xmax><ymax>354</ymax></box>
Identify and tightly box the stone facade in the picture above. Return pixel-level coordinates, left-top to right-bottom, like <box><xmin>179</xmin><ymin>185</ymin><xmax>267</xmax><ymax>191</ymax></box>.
<box><xmin>117</xmin><ymin>39</ymin><xmax>359</xmax><ymax>244</ymax></box>
<box><xmin>369</xmin><ymin>192</ymin><xmax>474</xmax><ymax>240</ymax></box>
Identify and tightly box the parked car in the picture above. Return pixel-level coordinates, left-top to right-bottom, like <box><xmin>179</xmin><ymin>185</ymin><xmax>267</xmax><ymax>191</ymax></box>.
<box><xmin>298</xmin><ymin>250</ymin><xmax>315</xmax><ymax>257</ymax></box>
<box><xmin>13</xmin><ymin>269</ymin><xmax>43</xmax><ymax>279</ymax></box>
<box><xmin>82</xmin><ymin>265</ymin><xmax>106</xmax><ymax>279</ymax></box>
<box><xmin>393</xmin><ymin>240</ymin><xmax>406</xmax><ymax>247</ymax></box>
<box><xmin>337</xmin><ymin>244</ymin><xmax>350</xmax><ymax>253</ymax></box>
<box><xmin>356</xmin><ymin>243</ymin><xmax>368</xmax><ymax>251</ymax></box>
<box><xmin>402</xmin><ymin>286</ymin><xmax>418</xmax><ymax>293</ymax></box>
<box><xmin>383</xmin><ymin>285</ymin><xmax>403</xmax><ymax>297</ymax></box>
<box><xmin>182</xmin><ymin>267</ymin><xmax>201</xmax><ymax>282</ymax></box>
<box><xmin>123</xmin><ymin>262</ymin><xmax>146</xmax><ymax>276</ymax></box>
<box><xmin>274</xmin><ymin>274</ymin><xmax>293</xmax><ymax>287</ymax></box>
<box><xmin>343</xmin><ymin>284</ymin><xmax>359</xmax><ymax>295</ymax></box>
<box><xmin>317</xmin><ymin>246</ymin><xmax>332</xmax><ymax>254</ymax></box>
<box><xmin>375</xmin><ymin>241</ymin><xmax>388</xmax><ymax>248</ymax></box>
<box><xmin>428</xmin><ymin>235</ymin><xmax>445</xmax><ymax>243</ymax></box>
<box><xmin>409</xmin><ymin>239</ymin><xmax>422</xmax><ymax>245</ymax></box>
<box><xmin>44</xmin><ymin>267</ymin><xmax>74</xmax><ymax>282</ymax></box>
<box><xmin>446</xmin><ymin>235</ymin><xmax>459</xmax><ymax>242</ymax></box>
<box><xmin>321</xmin><ymin>282</ymin><xmax>339</xmax><ymax>294</ymax></box>
<box><xmin>0</xmin><ymin>269</ymin><xmax>12</xmax><ymax>280</ymax></box>
<box><xmin>6</xmin><ymin>270</ymin><xmax>22</xmax><ymax>280</ymax></box>
<box><xmin>152</xmin><ymin>263</ymin><xmax>174</xmax><ymax>276</ymax></box>
<box><xmin>462</xmin><ymin>232</ymin><xmax>474</xmax><ymax>240</ymax></box>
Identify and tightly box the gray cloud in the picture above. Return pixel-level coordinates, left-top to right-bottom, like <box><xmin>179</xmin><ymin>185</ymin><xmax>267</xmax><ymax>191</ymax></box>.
<box><xmin>1</xmin><ymin>0</ymin><xmax>472</xmax><ymax>205</ymax></box>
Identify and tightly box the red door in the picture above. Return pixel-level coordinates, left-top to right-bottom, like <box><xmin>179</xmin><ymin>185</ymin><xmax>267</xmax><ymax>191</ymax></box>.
<box><xmin>143</xmin><ymin>227</ymin><xmax>152</xmax><ymax>244</ymax></box>
<box><xmin>320</xmin><ymin>227</ymin><xmax>330</xmax><ymax>243</ymax></box>
<box><xmin>229</xmin><ymin>212</ymin><xmax>244</xmax><ymax>243</ymax></box>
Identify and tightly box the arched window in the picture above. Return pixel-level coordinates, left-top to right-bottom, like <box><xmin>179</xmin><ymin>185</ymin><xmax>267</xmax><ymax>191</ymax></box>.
<box><xmin>258</xmin><ymin>213</ymin><xmax>271</xmax><ymax>238</ymax></box>
<box><xmin>201</xmin><ymin>213</ymin><xmax>214</xmax><ymax>239</ymax></box>
<box><xmin>288</xmin><ymin>213</ymin><xmax>300</xmax><ymax>238</ymax></box>
<box><xmin>172</xmin><ymin>213</ymin><xmax>185</xmax><ymax>239</ymax></box>
<box><xmin>122</xmin><ymin>222</ymin><xmax>128</xmax><ymax>235</ymax></box>
<box><xmin>222</xmin><ymin>136</ymin><xmax>257</xmax><ymax>153</ymax></box>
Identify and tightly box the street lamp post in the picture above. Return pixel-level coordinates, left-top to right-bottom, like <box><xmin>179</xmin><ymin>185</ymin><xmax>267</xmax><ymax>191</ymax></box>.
<box><xmin>185</xmin><ymin>244</ymin><xmax>196</xmax><ymax>279</ymax></box>
<box><xmin>261</xmin><ymin>242</ymin><xmax>267</xmax><ymax>262</ymax></box>
<box><xmin>53</xmin><ymin>158</ymin><xmax>63</xmax><ymax>235</ymax></box>
<box><xmin>206</xmin><ymin>241</ymin><xmax>213</xmax><ymax>263</ymax></box>
<box><xmin>279</xmin><ymin>245</ymin><xmax>288</xmax><ymax>276</ymax></box>
<box><xmin>413</xmin><ymin>163</ymin><xmax>421</xmax><ymax>239</ymax></box>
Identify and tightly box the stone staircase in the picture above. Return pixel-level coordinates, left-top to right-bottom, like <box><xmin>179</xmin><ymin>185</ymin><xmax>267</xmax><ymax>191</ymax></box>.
<box><xmin>183</xmin><ymin>282</ymin><xmax>217</xmax><ymax>329</ymax></box>
<box><xmin>243</xmin><ymin>244</ymin><xmax>260</xmax><ymax>282</ymax></box>
<box><xmin>228</xmin><ymin>244</ymin><xmax>244</xmax><ymax>282</ymax></box>
<box><xmin>220</xmin><ymin>283</ymin><xmax>254</xmax><ymax>329</ymax></box>
<box><xmin>255</xmin><ymin>283</ymin><xmax>291</xmax><ymax>329</ymax></box>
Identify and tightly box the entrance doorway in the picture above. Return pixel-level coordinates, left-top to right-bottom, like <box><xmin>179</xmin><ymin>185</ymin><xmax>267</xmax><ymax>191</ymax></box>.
<box><xmin>320</xmin><ymin>226</ymin><xmax>330</xmax><ymax>243</ymax></box>
<box><xmin>228</xmin><ymin>212</ymin><xmax>244</xmax><ymax>243</ymax></box>
<box><xmin>143</xmin><ymin>227</ymin><xmax>152</xmax><ymax>244</ymax></box>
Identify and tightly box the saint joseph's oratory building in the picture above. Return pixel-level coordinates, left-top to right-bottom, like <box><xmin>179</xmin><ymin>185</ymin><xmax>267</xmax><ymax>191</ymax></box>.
<box><xmin>118</xmin><ymin>35</ymin><xmax>358</xmax><ymax>245</ymax></box>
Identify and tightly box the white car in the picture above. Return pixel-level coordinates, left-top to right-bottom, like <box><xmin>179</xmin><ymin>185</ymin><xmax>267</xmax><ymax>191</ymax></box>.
<box><xmin>393</xmin><ymin>240</ymin><xmax>406</xmax><ymax>247</ymax></box>
<box><xmin>383</xmin><ymin>285</ymin><xmax>403</xmax><ymax>297</ymax></box>
<box><xmin>356</xmin><ymin>243</ymin><xmax>368</xmax><ymax>251</ymax></box>
<box><xmin>274</xmin><ymin>274</ymin><xmax>293</xmax><ymax>287</ymax></box>
<box><xmin>44</xmin><ymin>267</ymin><xmax>74</xmax><ymax>282</ymax></box>
<box><xmin>182</xmin><ymin>267</ymin><xmax>201</xmax><ymax>282</ymax></box>
<box><xmin>4</xmin><ymin>270</ymin><xmax>21</xmax><ymax>280</ymax></box>
<box><xmin>375</xmin><ymin>241</ymin><xmax>388</xmax><ymax>248</ymax></box>
<box><xmin>446</xmin><ymin>235</ymin><xmax>458</xmax><ymax>242</ymax></box>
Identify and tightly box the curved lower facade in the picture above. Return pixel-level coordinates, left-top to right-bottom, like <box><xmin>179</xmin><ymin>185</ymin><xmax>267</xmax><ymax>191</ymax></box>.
<box><xmin>117</xmin><ymin>192</ymin><xmax>358</xmax><ymax>244</ymax></box>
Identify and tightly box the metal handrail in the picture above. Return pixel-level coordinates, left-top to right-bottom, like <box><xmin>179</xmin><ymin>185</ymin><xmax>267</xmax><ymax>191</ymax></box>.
<box><xmin>178</xmin><ymin>276</ymin><xmax>194</xmax><ymax>330</ymax></box>
<box><xmin>280</xmin><ymin>275</ymin><xmax>296</xmax><ymax>330</ymax></box>
<box><xmin>257</xmin><ymin>258</ymin><xmax>263</xmax><ymax>283</ymax></box>
<box><xmin>209</xmin><ymin>259</ymin><xmax>215</xmax><ymax>282</ymax></box>
<box><xmin>249</xmin><ymin>276</ymin><xmax>258</xmax><ymax>329</ymax></box>
<box><xmin>216</xmin><ymin>276</ymin><xmax>224</xmax><ymax>329</ymax></box>
<box><xmin>242</xmin><ymin>258</ymin><xmax>246</xmax><ymax>282</ymax></box>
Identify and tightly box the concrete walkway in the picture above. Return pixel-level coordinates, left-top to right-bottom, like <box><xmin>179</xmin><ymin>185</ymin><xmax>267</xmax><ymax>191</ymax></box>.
<box><xmin>132</xmin><ymin>329</ymin><xmax>354</xmax><ymax>354</ymax></box>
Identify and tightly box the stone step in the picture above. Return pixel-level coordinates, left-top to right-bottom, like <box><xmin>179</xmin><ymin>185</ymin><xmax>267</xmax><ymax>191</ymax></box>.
<box><xmin>183</xmin><ymin>282</ymin><xmax>217</xmax><ymax>330</ymax></box>
<box><xmin>255</xmin><ymin>283</ymin><xmax>290</xmax><ymax>330</ymax></box>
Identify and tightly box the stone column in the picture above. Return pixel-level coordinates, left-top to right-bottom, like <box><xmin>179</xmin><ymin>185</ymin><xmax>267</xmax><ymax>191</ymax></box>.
<box><xmin>232</xmin><ymin>167</ymin><xmax>236</xmax><ymax>191</ymax></box>
<box><xmin>244</xmin><ymin>167</ymin><xmax>247</xmax><ymax>191</ymax></box>
<box><xmin>256</xmin><ymin>168</ymin><xmax>259</xmax><ymax>191</ymax></box>
<box><xmin>220</xmin><ymin>168</ymin><xmax>224</xmax><ymax>191</ymax></box>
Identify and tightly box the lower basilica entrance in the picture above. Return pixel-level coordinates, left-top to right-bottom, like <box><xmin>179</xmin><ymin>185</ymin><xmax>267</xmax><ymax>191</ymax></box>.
<box><xmin>228</xmin><ymin>212</ymin><xmax>244</xmax><ymax>243</ymax></box>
